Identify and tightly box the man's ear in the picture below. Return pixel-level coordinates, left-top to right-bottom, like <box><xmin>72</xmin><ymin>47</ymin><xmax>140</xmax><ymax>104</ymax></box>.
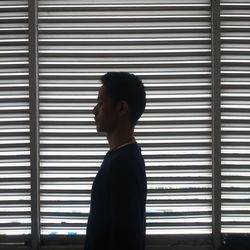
<box><xmin>117</xmin><ymin>100</ymin><xmax>129</xmax><ymax>116</ymax></box>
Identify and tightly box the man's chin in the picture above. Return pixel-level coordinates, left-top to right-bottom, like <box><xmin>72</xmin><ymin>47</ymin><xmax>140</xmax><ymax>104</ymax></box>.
<box><xmin>96</xmin><ymin>126</ymin><xmax>106</xmax><ymax>134</ymax></box>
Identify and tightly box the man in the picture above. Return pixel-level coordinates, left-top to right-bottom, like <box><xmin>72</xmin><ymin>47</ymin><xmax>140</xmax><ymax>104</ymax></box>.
<box><xmin>84</xmin><ymin>72</ymin><xmax>147</xmax><ymax>250</ymax></box>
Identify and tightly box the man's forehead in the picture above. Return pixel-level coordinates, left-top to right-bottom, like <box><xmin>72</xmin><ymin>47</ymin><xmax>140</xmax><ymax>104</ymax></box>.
<box><xmin>98</xmin><ymin>85</ymin><xmax>107</xmax><ymax>98</ymax></box>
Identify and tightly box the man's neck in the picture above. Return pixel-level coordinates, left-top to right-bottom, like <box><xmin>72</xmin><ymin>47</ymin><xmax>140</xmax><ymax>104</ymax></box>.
<box><xmin>107</xmin><ymin>126</ymin><xmax>135</xmax><ymax>151</ymax></box>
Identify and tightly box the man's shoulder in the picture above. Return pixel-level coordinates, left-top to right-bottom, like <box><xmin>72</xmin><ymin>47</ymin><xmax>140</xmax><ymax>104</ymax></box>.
<box><xmin>105</xmin><ymin>143</ymin><xmax>144</xmax><ymax>176</ymax></box>
<box><xmin>110</xmin><ymin>143</ymin><xmax>143</xmax><ymax>162</ymax></box>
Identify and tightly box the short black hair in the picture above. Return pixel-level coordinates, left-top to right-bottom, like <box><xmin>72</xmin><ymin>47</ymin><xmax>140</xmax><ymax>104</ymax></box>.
<box><xmin>101</xmin><ymin>72</ymin><xmax>146</xmax><ymax>125</ymax></box>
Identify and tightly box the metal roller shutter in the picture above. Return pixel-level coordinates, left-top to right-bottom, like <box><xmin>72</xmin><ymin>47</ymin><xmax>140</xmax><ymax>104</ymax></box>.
<box><xmin>38</xmin><ymin>0</ymin><xmax>212</xmax><ymax>235</ymax></box>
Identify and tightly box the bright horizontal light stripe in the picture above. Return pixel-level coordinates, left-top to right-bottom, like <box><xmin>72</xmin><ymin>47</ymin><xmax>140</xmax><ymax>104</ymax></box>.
<box><xmin>40</xmin><ymin>60</ymin><xmax>211</xmax><ymax>65</ymax></box>
<box><xmin>40</xmin><ymin>37</ymin><xmax>210</xmax><ymax>41</ymax></box>
<box><xmin>40</xmin><ymin>49</ymin><xmax>210</xmax><ymax>53</ymax></box>
<box><xmin>0</xmin><ymin>230</ymin><xmax>31</xmax><ymax>236</ymax></box>
<box><xmin>0</xmin><ymin>17</ymin><xmax>28</xmax><ymax>21</ymax></box>
<box><xmin>0</xmin><ymin>50</ymin><xmax>28</xmax><ymax>54</ymax></box>
<box><xmin>39</xmin><ymin>27</ymin><xmax>211</xmax><ymax>31</ymax></box>
<box><xmin>0</xmin><ymin>185</ymin><xmax>30</xmax><ymax>190</ymax></box>
<box><xmin>39</xmin><ymin>4</ymin><xmax>209</xmax><ymax>8</ymax></box>
<box><xmin>146</xmin><ymin>229</ymin><xmax>211</xmax><ymax>235</ymax></box>
<box><xmin>39</xmin><ymin>15</ymin><xmax>210</xmax><ymax>20</ymax></box>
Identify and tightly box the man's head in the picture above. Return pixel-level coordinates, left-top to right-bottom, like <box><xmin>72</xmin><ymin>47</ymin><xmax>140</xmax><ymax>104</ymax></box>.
<box><xmin>93</xmin><ymin>72</ymin><xmax>146</xmax><ymax>133</ymax></box>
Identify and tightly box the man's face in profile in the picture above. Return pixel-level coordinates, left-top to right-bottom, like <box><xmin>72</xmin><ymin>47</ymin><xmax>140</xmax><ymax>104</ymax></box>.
<box><xmin>92</xmin><ymin>85</ymin><xmax>120</xmax><ymax>133</ymax></box>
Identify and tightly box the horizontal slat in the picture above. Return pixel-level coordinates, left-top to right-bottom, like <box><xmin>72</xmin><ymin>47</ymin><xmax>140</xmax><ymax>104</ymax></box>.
<box><xmin>38</xmin><ymin>4</ymin><xmax>210</xmax><ymax>11</ymax></box>
<box><xmin>0</xmin><ymin>6</ymin><xmax>28</xmax><ymax>12</ymax></box>
<box><xmin>39</xmin><ymin>27</ymin><xmax>211</xmax><ymax>34</ymax></box>
<box><xmin>39</xmin><ymin>16</ymin><xmax>210</xmax><ymax>23</ymax></box>
<box><xmin>0</xmin><ymin>17</ymin><xmax>28</xmax><ymax>24</ymax></box>
<box><xmin>39</xmin><ymin>49</ymin><xmax>211</xmax><ymax>56</ymax></box>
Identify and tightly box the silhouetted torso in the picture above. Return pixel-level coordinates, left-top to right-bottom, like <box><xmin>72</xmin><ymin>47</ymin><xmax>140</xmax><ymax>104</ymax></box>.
<box><xmin>84</xmin><ymin>143</ymin><xmax>147</xmax><ymax>250</ymax></box>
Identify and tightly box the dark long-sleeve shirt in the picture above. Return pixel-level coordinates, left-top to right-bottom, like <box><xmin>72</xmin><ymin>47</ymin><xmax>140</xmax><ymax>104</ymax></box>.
<box><xmin>84</xmin><ymin>143</ymin><xmax>147</xmax><ymax>250</ymax></box>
